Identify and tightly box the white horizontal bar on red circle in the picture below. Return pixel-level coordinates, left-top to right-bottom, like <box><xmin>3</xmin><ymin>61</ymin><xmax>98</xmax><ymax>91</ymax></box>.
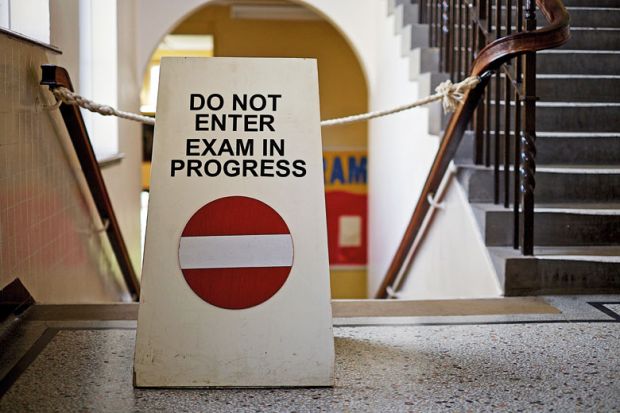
<box><xmin>179</xmin><ymin>234</ymin><xmax>293</xmax><ymax>269</ymax></box>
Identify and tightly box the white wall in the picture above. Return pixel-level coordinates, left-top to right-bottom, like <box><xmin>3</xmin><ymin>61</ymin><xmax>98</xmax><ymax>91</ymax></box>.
<box><xmin>105</xmin><ymin>0</ymin><xmax>143</xmax><ymax>273</ymax></box>
<box><xmin>366</xmin><ymin>0</ymin><xmax>501</xmax><ymax>299</ymax></box>
<box><xmin>398</xmin><ymin>179</ymin><xmax>502</xmax><ymax>299</ymax></box>
<box><xmin>367</xmin><ymin>0</ymin><xmax>440</xmax><ymax>297</ymax></box>
<box><xmin>49</xmin><ymin>0</ymin><xmax>143</xmax><ymax>274</ymax></box>
<box><xmin>78</xmin><ymin>0</ymin><xmax>119</xmax><ymax>159</ymax></box>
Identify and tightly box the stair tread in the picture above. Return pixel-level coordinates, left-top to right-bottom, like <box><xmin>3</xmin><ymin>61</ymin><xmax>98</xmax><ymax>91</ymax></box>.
<box><xmin>490</xmin><ymin>101</ymin><xmax>620</xmax><ymax>107</ymax></box>
<box><xmin>471</xmin><ymin>202</ymin><xmax>620</xmax><ymax>214</ymax></box>
<box><xmin>569</xmin><ymin>27</ymin><xmax>620</xmax><ymax>31</ymax></box>
<box><xmin>462</xmin><ymin>130</ymin><xmax>620</xmax><ymax>138</ymax></box>
<box><xmin>492</xmin><ymin>5</ymin><xmax>620</xmax><ymax>9</ymax></box>
<box><xmin>539</xmin><ymin>49</ymin><xmax>620</xmax><ymax>54</ymax></box>
<box><xmin>535</xmin><ymin>132</ymin><xmax>620</xmax><ymax>137</ymax></box>
<box><xmin>458</xmin><ymin>164</ymin><xmax>620</xmax><ymax>173</ymax></box>
<box><xmin>537</xmin><ymin>74</ymin><xmax>620</xmax><ymax>79</ymax></box>
<box><xmin>488</xmin><ymin>246</ymin><xmax>620</xmax><ymax>261</ymax></box>
<box><xmin>565</xmin><ymin>7</ymin><xmax>620</xmax><ymax>10</ymax></box>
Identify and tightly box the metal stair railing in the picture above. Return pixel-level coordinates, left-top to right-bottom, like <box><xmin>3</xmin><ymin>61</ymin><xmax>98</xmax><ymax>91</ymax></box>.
<box><xmin>41</xmin><ymin>65</ymin><xmax>141</xmax><ymax>301</ymax></box>
<box><xmin>376</xmin><ymin>0</ymin><xmax>570</xmax><ymax>298</ymax></box>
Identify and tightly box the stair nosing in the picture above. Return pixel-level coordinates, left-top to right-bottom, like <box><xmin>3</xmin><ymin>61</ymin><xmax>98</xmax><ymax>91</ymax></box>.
<box><xmin>459</xmin><ymin>164</ymin><xmax>620</xmax><ymax>174</ymax></box>
<box><xmin>471</xmin><ymin>203</ymin><xmax>620</xmax><ymax>215</ymax></box>
<box><xmin>487</xmin><ymin>246</ymin><xmax>620</xmax><ymax>262</ymax></box>
<box><xmin>538</xmin><ymin>49</ymin><xmax>620</xmax><ymax>54</ymax></box>
<box><xmin>537</xmin><ymin>74</ymin><xmax>620</xmax><ymax>79</ymax></box>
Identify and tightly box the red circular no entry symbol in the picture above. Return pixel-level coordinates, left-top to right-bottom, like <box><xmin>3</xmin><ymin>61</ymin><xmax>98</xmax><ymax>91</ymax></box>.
<box><xmin>178</xmin><ymin>196</ymin><xmax>293</xmax><ymax>309</ymax></box>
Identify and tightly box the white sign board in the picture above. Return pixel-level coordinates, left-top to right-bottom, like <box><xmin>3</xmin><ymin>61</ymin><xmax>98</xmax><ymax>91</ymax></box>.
<box><xmin>134</xmin><ymin>57</ymin><xmax>334</xmax><ymax>387</ymax></box>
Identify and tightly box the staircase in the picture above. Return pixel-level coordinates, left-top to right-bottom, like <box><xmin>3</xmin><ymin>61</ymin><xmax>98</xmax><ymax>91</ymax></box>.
<box><xmin>393</xmin><ymin>0</ymin><xmax>620</xmax><ymax>295</ymax></box>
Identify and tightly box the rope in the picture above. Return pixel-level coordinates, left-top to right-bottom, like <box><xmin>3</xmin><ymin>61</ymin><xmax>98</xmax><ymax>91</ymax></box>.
<box><xmin>50</xmin><ymin>75</ymin><xmax>480</xmax><ymax>128</ymax></box>
<box><xmin>52</xmin><ymin>87</ymin><xmax>157</xmax><ymax>125</ymax></box>
<box><xmin>321</xmin><ymin>76</ymin><xmax>480</xmax><ymax>126</ymax></box>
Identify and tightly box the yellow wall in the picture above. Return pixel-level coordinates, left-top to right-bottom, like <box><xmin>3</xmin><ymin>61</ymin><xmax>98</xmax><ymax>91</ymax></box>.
<box><xmin>170</xmin><ymin>5</ymin><xmax>369</xmax><ymax>297</ymax></box>
<box><xmin>172</xmin><ymin>5</ymin><xmax>367</xmax><ymax>149</ymax></box>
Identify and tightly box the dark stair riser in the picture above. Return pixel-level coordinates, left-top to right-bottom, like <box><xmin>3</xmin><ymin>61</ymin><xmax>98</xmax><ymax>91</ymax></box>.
<box><xmin>411</xmin><ymin>7</ymin><xmax>620</xmax><ymax>33</ymax></box>
<box><xmin>502</xmin><ymin>258</ymin><xmax>620</xmax><ymax>296</ymax></box>
<box><xmin>563</xmin><ymin>7</ymin><xmax>620</xmax><ymax>27</ymax></box>
<box><xmin>537</xmin><ymin>77</ymin><xmax>620</xmax><ymax>103</ymax></box>
<box><xmin>560</xmin><ymin>28</ymin><xmax>620</xmax><ymax>51</ymax></box>
<box><xmin>456</xmin><ymin>131</ymin><xmax>620</xmax><ymax>165</ymax></box>
<box><xmin>434</xmin><ymin>75</ymin><xmax>620</xmax><ymax>103</ymax></box>
<box><xmin>476</xmin><ymin>104</ymin><xmax>620</xmax><ymax>133</ymax></box>
<box><xmin>458</xmin><ymin>167</ymin><xmax>620</xmax><ymax>203</ymax></box>
<box><xmin>537</xmin><ymin>52</ymin><xmax>620</xmax><ymax>75</ymax></box>
<box><xmin>562</xmin><ymin>0</ymin><xmax>619</xmax><ymax>7</ymax></box>
<box><xmin>489</xmin><ymin>7</ymin><xmax>620</xmax><ymax>29</ymax></box>
<box><xmin>408</xmin><ymin>23</ymin><xmax>430</xmax><ymax>50</ymax></box>
<box><xmin>482</xmin><ymin>210</ymin><xmax>620</xmax><ymax>246</ymax></box>
<box><xmin>397</xmin><ymin>0</ymin><xmax>419</xmax><ymax>27</ymax></box>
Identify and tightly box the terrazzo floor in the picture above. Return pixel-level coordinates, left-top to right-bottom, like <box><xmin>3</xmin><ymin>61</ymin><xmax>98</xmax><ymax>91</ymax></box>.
<box><xmin>0</xmin><ymin>298</ymin><xmax>619</xmax><ymax>412</ymax></box>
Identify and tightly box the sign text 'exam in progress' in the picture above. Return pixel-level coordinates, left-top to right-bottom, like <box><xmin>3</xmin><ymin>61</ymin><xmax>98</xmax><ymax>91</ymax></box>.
<box><xmin>170</xmin><ymin>92</ymin><xmax>307</xmax><ymax>178</ymax></box>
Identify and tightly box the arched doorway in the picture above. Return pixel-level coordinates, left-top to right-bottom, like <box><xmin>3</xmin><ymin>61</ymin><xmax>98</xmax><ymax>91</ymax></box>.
<box><xmin>139</xmin><ymin>0</ymin><xmax>369</xmax><ymax>298</ymax></box>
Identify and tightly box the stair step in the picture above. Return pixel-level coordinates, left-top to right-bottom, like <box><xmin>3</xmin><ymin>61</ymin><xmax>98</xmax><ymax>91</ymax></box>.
<box><xmin>563</xmin><ymin>7</ymin><xmax>620</xmax><ymax>27</ymax></box>
<box><xmin>532</xmin><ymin>103</ymin><xmax>620</xmax><ymax>133</ymax></box>
<box><xmin>446</xmin><ymin>102</ymin><xmax>620</xmax><ymax>133</ymax></box>
<box><xmin>407</xmin><ymin>22</ymin><xmax>430</xmax><ymax>50</ymax></box>
<box><xmin>489</xmin><ymin>246</ymin><xmax>620</xmax><ymax>296</ymax></box>
<box><xmin>456</xmin><ymin>131</ymin><xmax>620</xmax><ymax>165</ymax></box>
<box><xmin>491</xmin><ymin>7</ymin><xmax>620</xmax><ymax>28</ymax></box>
<box><xmin>457</xmin><ymin>164</ymin><xmax>620</xmax><ymax>203</ymax></box>
<box><xmin>537</xmin><ymin>75</ymin><xmax>620</xmax><ymax>103</ymax></box>
<box><xmin>537</xmin><ymin>50</ymin><xmax>620</xmax><ymax>75</ymax></box>
<box><xmin>560</xmin><ymin>28</ymin><xmax>620</xmax><ymax>51</ymax></box>
<box><xmin>476</xmin><ymin>74</ymin><xmax>620</xmax><ymax>103</ymax></box>
<box><xmin>561</xmin><ymin>0</ymin><xmax>619</xmax><ymax>7</ymax></box>
<box><xmin>396</xmin><ymin>0</ymin><xmax>419</xmax><ymax>28</ymax></box>
<box><xmin>409</xmin><ymin>47</ymin><xmax>440</xmax><ymax>79</ymax></box>
<box><xmin>473</xmin><ymin>203</ymin><xmax>620</xmax><ymax>247</ymax></box>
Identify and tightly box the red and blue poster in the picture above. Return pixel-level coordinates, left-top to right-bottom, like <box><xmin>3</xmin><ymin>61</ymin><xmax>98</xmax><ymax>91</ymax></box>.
<box><xmin>323</xmin><ymin>150</ymin><xmax>367</xmax><ymax>267</ymax></box>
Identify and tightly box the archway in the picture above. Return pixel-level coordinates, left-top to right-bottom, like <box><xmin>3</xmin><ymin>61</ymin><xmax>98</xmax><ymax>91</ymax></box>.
<box><xmin>139</xmin><ymin>0</ymin><xmax>370</xmax><ymax>298</ymax></box>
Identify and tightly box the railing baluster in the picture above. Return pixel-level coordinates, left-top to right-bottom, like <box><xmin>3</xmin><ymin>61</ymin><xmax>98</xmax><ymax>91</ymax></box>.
<box><xmin>486</xmin><ymin>0</ymin><xmax>492</xmax><ymax>33</ymax></box>
<box><xmin>439</xmin><ymin>0</ymin><xmax>446</xmax><ymax>71</ymax></box>
<box><xmin>485</xmin><ymin>83</ymin><xmax>491</xmax><ymax>167</ymax></box>
<box><xmin>513</xmin><ymin>0</ymin><xmax>524</xmax><ymax>249</ymax></box>
<box><xmin>513</xmin><ymin>55</ymin><xmax>522</xmax><ymax>249</ymax></box>
<box><xmin>504</xmin><ymin>0</ymin><xmax>512</xmax><ymax>208</ymax></box>
<box><xmin>448</xmin><ymin>0</ymin><xmax>455</xmax><ymax>80</ymax></box>
<box><xmin>432</xmin><ymin>0</ymin><xmax>436</xmax><ymax>47</ymax></box>
<box><xmin>494</xmin><ymin>73</ymin><xmax>501</xmax><ymax>204</ymax></box>
<box><xmin>504</xmin><ymin>74</ymin><xmax>511</xmax><ymax>208</ymax></box>
<box><xmin>492</xmin><ymin>0</ymin><xmax>501</xmax><ymax>203</ymax></box>
<box><xmin>455</xmin><ymin>0</ymin><xmax>463</xmax><ymax>82</ymax></box>
<box><xmin>465</xmin><ymin>1</ymin><xmax>471</xmax><ymax>75</ymax></box>
<box><xmin>437</xmin><ymin>0</ymin><xmax>443</xmax><ymax>47</ymax></box>
<box><xmin>520</xmin><ymin>0</ymin><xmax>537</xmax><ymax>255</ymax></box>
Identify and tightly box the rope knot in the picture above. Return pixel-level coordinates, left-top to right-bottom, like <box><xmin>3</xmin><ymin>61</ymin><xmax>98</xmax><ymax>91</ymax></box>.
<box><xmin>435</xmin><ymin>76</ymin><xmax>480</xmax><ymax>113</ymax></box>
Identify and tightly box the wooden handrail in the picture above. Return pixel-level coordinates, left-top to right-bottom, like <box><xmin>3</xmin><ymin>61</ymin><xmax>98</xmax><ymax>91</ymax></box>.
<box><xmin>375</xmin><ymin>0</ymin><xmax>569</xmax><ymax>298</ymax></box>
<box><xmin>40</xmin><ymin>65</ymin><xmax>141</xmax><ymax>301</ymax></box>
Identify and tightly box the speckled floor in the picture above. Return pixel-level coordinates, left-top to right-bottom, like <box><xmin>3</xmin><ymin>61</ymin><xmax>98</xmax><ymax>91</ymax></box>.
<box><xmin>1</xmin><ymin>297</ymin><xmax>619</xmax><ymax>412</ymax></box>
